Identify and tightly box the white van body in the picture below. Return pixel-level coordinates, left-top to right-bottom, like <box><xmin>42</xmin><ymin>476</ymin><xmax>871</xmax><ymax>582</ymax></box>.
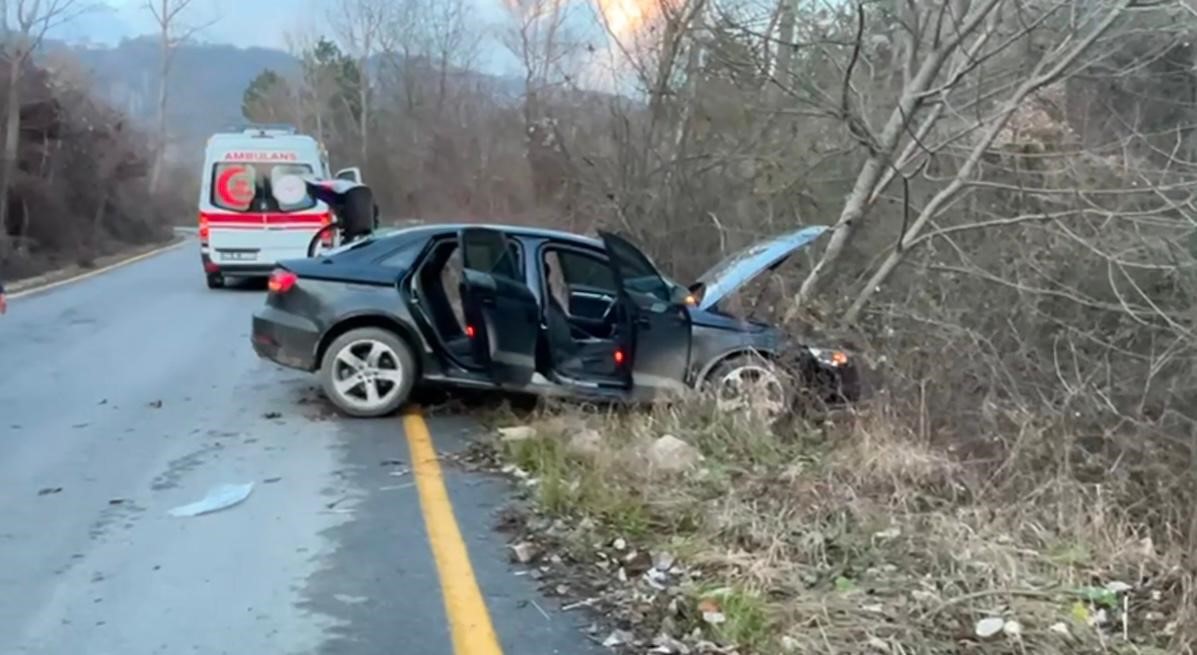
<box><xmin>197</xmin><ymin>125</ymin><xmax>361</xmax><ymax>287</ymax></box>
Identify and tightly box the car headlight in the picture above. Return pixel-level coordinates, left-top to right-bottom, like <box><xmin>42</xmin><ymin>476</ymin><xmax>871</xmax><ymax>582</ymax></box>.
<box><xmin>807</xmin><ymin>347</ymin><xmax>849</xmax><ymax>367</ymax></box>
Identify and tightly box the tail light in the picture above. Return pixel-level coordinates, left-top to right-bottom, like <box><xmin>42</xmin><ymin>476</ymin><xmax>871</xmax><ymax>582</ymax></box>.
<box><xmin>320</xmin><ymin>213</ymin><xmax>334</xmax><ymax>246</ymax></box>
<box><xmin>465</xmin><ymin>324</ymin><xmax>476</xmax><ymax>339</ymax></box>
<box><xmin>613</xmin><ymin>348</ymin><xmax>625</xmax><ymax>365</ymax></box>
<box><xmin>198</xmin><ymin>213</ymin><xmax>209</xmax><ymax>244</ymax></box>
<box><xmin>268</xmin><ymin>269</ymin><xmax>298</xmax><ymax>294</ymax></box>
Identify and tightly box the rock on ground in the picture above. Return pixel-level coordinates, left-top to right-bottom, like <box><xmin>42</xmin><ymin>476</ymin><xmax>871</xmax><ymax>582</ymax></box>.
<box><xmin>647</xmin><ymin>435</ymin><xmax>701</xmax><ymax>473</ymax></box>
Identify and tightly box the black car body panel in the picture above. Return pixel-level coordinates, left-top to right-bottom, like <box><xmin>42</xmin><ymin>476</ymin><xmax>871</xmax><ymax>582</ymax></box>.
<box><xmin>252</xmin><ymin>222</ymin><xmax>860</xmax><ymax>411</ymax></box>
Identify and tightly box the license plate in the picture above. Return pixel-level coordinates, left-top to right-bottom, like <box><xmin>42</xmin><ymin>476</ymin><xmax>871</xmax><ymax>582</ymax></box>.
<box><xmin>219</xmin><ymin>251</ymin><xmax>257</xmax><ymax>261</ymax></box>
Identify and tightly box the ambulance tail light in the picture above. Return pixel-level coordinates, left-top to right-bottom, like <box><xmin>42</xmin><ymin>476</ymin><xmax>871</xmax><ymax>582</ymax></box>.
<box><xmin>198</xmin><ymin>213</ymin><xmax>210</xmax><ymax>244</ymax></box>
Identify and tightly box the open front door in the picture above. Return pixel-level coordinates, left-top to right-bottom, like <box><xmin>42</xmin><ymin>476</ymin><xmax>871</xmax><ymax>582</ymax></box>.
<box><xmin>459</xmin><ymin>227</ymin><xmax>540</xmax><ymax>386</ymax></box>
<box><xmin>598</xmin><ymin>231</ymin><xmax>692</xmax><ymax>394</ymax></box>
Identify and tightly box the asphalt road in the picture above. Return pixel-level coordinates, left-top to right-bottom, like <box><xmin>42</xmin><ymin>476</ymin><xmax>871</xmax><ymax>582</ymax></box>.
<box><xmin>0</xmin><ymin>242</ymin><xmax>604</xmax><ymax>655</ymax></box>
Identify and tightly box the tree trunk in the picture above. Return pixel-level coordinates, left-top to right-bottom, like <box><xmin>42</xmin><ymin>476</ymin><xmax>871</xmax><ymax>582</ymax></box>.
<box><xmin>789</xmin><ymin>0</ymin><xmax>1004</xmax><ymax>315</ymax></box>
<box><xmin>0</xmin><ymin>53</ymin><xmax>23</xmax><ymax>253</ymax></box>
<box><xmin>148</xmin><ymin>13</ymin><xmax>169</xmax><ymax>195</ymax></box>
<box><xmin>359</xmin><ymin>49</ymin><xmax>369</xmax><ymax>168</ymax></box>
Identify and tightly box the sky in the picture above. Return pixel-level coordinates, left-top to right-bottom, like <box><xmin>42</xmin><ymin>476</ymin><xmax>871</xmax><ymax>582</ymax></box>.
<box><xmin>53</xmin><ymin>0</ymin><xmax>521</xmax><ymax>73</ymax></box>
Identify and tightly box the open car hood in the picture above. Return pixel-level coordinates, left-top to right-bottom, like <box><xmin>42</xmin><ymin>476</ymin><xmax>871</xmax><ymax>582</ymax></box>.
<box><xmin>693</xmin><ymin>225</ymin><xmax>829</xmax><ymax>311</ymax></box>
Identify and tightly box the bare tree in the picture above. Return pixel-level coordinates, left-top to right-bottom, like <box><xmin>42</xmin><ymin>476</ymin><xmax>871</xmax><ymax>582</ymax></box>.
<box><xmin>329</xmin><ymin>0</ymin><xmax>389</xmax><ymax>171</ymax></box>
<box><xmin>0</xmin><ymin>0</ymin><xmax>93</xmax><ymax>252</ymax></box>
<box><xmin>144</xmin><ymin>0</ymin><xmax>215</xmax><ymax>195</ymax></box>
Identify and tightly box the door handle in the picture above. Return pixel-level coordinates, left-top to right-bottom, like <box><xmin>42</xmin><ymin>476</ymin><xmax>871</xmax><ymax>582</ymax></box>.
<box><xmin>481</xmin><ymin>296</ymin><xmax>496</xmax><ymax>306</ymax></box>
<box><xmin>636</xmin><ymin>316</ymin><xmax>651</xmax><ymax>328</ymax></box>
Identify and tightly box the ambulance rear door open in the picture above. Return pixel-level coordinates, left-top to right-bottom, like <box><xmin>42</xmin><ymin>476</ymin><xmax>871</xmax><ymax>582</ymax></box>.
<box><xmin>199</xmin><ymin>144</ymin><xmax>331</xmax><ymax>274</ymax></box>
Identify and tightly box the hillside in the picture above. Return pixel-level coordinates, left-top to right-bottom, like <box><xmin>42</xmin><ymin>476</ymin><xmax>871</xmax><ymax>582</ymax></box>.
<box><xmin>46</xmin><ymin>37</ymin><xmax>527</xmax><ymax>170</ymax></box>
<box><xmin>49</xmin><ymin>37</ymin><xmax>301</xmax><ymax>163</ymax></box>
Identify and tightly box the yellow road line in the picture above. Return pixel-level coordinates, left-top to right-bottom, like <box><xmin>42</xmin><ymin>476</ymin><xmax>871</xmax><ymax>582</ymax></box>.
<box><xmin>9</xmin><ymin>238</ymin><xmax>186</xmax><ymax>300</ymax></box>
<box><xmin>403</xmin><ymin>410</ymin><xmax>504</xmax><ymax>655</ymax></box>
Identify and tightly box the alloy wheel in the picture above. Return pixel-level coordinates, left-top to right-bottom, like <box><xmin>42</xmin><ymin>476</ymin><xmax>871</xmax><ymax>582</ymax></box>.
<box><xmin>714</xmin><ymin>363</ymin><xmax>788</xmax><ymax>420</ymax></box>
<box><xmin>329</xmin><ymin>338</ymin><xmax>405</xmax><ymax>412</ymax></box>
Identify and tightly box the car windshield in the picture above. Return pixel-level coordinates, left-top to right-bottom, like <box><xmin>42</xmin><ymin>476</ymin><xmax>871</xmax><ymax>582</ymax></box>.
<box><xmin>210</xmin><ymin>162</ymin><xmax>316</xmax><ymax>213</ymax></box>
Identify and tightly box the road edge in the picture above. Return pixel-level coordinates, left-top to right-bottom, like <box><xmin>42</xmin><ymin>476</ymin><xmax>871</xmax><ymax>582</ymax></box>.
<box><xmin>8</xmin><ymin>234</ymin><xmax>188</xmax><ymax>300</ymax></box>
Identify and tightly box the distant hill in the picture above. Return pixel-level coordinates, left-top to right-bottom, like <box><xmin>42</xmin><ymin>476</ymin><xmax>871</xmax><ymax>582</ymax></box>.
<box><xmin>43</xmin><ymin>37</ymin><xmax>526</xmax><ymax>168</ymax></box>
<box><xmin>46</xmin><ymin>37</ymin><xmax>302</xmax><ymax>164</ymax></box>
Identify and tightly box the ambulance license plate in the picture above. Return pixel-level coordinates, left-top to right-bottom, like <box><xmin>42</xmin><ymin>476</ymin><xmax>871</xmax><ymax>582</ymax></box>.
<box><xmin>219</xmin><ymin>250</ymin><xmax>257</xmax><ymax>261</ymax></box>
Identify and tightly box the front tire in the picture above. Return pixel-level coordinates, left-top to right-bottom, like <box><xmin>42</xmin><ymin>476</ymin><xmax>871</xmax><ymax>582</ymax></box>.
<box><xmin>706</xmin><ymin>354</ymin><xmax>793</xmax><ymax>423</ymax></box>
<box><xmin>320</xmin><ymin>327</ymin><xmax>417</xmax><ymax>418</ymax></box>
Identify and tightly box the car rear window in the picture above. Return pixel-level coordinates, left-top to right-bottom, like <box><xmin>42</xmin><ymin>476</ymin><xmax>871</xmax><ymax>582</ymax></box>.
<box><xmin>210</xmin><ymin>162</ymin><xmax>316</xmax><ymax>212</ymax></box>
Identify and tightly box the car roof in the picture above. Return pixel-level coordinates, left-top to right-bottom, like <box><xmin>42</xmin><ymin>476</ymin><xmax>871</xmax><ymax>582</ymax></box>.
<box><xmin>378</xmin><ymin>222</ymin><xmax>606</xmax><ymax>249</ymax></box>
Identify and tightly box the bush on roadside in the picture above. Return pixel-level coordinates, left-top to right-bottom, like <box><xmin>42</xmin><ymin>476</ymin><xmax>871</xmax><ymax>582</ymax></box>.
<box><xmin>0</xmin><ymin>50</ymin><xmax>181</xmax><ymax>282</ymax></box>
<box><xmin>489</xmin><ymin>393</ymin><xmax>1191</xmax><ymax>654</ymax></box>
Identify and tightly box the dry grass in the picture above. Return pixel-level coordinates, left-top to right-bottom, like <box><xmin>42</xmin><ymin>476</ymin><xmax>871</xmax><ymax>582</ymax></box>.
<box><xmin>490</xmin><ymin>397</ymin><xmax>1193</xmax><ymax>654</ymax></box>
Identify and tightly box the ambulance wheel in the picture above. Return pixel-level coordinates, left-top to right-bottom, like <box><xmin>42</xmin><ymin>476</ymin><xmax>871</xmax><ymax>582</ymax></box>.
<box><xmin>206</xmin><ymin>273</ymin><xmax>224</xmax><ymax>289</ymax></box>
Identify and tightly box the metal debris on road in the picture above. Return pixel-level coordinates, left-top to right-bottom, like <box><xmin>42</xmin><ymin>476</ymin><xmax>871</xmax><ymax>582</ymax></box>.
<box><xmin>263</xmin><ymin>477</ymin><xmax>282</xmax><ymax>484</ymax></box>
<box><xmin>37</xmin><ymin>487</ymin><xmax>63</xmax><ymax>496</ymax></box>
<box><xmin>263</xmin><ymin>411</ymin><xmax>282</xmax><ymax>419</ymax></box>
<box><xmin>167</xmin><ymin>482</ymin><xmax>254</xmax><ymax>517</ymax></box>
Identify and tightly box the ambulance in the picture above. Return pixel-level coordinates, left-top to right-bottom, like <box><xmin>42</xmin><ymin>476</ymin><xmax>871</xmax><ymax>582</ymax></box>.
<box><xmin>197</xmin><ymin>124</ymin><xmax>362</xmax><ymax>288</ymax></box>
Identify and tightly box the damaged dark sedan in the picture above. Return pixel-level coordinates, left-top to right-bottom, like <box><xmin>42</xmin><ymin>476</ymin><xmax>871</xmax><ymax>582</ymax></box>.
<box><xmin>251</xmin><ymin>222</ymin><xmax>860</xmax><ymax>418</ymax></box>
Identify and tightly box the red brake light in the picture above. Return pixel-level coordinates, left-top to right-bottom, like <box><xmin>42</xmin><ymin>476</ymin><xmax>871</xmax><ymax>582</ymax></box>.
<box><xmin>465</xmin><ymin>324</ymin><xmax>476</xmax><ymax>339</ymax></box>
<box><xmin>319</xmin><ymin>213</ymin><xmax>333</xmax><ymax>246</ymax></box>
<box><xmin>198</xmin><ymin>214</ymin><xmax>209</xmax><ymax>243</ymax></box>
<box><xmin>614</xmin><ymin>348</ymin><xmax>625</xmax><ymax>365</ymax></box>
<box><xmin>268</xmin><ymin>270</ymin><xmax>298</xmax><ymax>294</ymax></box>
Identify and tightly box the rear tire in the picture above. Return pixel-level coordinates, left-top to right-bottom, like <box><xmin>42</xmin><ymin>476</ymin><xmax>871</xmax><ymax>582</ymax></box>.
<box><xmin>320</xmin><ymin>327</ymin><xmax>417</xmax><ymax>418</ymax></box>
<box><xmin>206</xmin><ymin>273</ymin><xmax>224</xmax><ymax>289</ymax></box>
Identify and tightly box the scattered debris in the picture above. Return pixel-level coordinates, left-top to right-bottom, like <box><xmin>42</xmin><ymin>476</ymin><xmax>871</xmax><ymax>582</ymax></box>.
<box><xmin>148</xmin><ymin>400</ymin><xmax>162</xmax><ymax>409</ymax></box>
<box><xmin>326</xmin><ymin>496</ymin><xmax>351</xmax><ymax>510</ymax></box>
<box><xmin>168</xmin><ymin>482</ymin><xmax>254</xmax><ymax>517</ymax></box>
<box><xmin>530</xmin><ymin>599</ymin><xmax>550</xmax><ymax>621</ymax></box>
<box><xmin>107</xmin><ymin>498</ymin><xmax>125</xmax><ymax>505</ymax></box>
<box><xmin>652</xmin><ymin>551</ymin><xmax>675</xmax><ymax>572</ymax></box>
<box><xmin>861</xmin><ymin>636</ymin><xmax>887</xmax><ymax>651</ymax></box>
<box><xmin>873</xmin><ymin>526</ymin><xmax>901</xmax><ymax>540</ymax></box>
<box><xmin>510</xmin><ymin>541</ymin><xmax>539</xmax><ymax>564</ymax></box>
<box><xmin>498</xmin><ymin>425</ymin><xmax>537</xmax><ymax>442</ymax></box>
<box><xmin>380</xmin><ymin>459</ymin><xmax>404</xmax><ymax>467</ymax></box>
<box><xmin>1105</xmin><ymin>580</ymin><xmax>1133</xmax><ymax>594</ymax></box>
<box><xmin>72</xmin><ymin>423</ymin><xmax>89</xmax><ymax>429</ymax></box>
<box><xmin>262</xmin><ymin>477</ymin><xmax>282</xmax><ymax>484</ymax></box>
<box><xmin>38</xmin><ymin>487</ymin><xmax>63</xmax><ymax>496</ymax></box>
<box><xmin>263</xmin><ymin>411</ymin><xmax>282</xmax><ymax>419</ymax></box>
<box><xmin>378</xmin><ymin>483</ymin><xmax>415</xmax><ymax>491</ymax></box>
<box><xmin>602</xmin><ymin>629</ymin><xmax>634</xmax><ymax>648</ymax></box>
<box><xmin>333</xmin><ymin>594</ymin><xmax>369</xmax><ymax>605</ymax></box>
<box><xmin>974</xmin><ymin>617</ymin><xmax>1005</xmax><ymax>638</ymax></box>
<box><xmin>612</xmin><ymin>537</ymin><xmax>627</xmax><ymax>551</ymax></box>
<box><xmin>1002</xmin><ymin>620</ymin><xmax>1022</xmax><ymax>636</ymax></box>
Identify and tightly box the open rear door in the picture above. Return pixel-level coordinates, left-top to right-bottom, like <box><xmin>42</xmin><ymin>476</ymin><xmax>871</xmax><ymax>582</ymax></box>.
<box><xmin>598</xmin><ymin>231</ymin><xmax>692</xmax><ymax>394</ymax></box>
<box><xmin>459</xmin><ymin>227</ymin><xmax>540</xmax><ymax>386</ymax></box>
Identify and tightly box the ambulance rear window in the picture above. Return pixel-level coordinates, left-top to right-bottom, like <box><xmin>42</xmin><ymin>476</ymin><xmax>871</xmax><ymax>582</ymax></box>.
<box><xmin>210</xmin><ymin>162</ymin><xmax>316</xmax><ymax>212</ymax></box>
